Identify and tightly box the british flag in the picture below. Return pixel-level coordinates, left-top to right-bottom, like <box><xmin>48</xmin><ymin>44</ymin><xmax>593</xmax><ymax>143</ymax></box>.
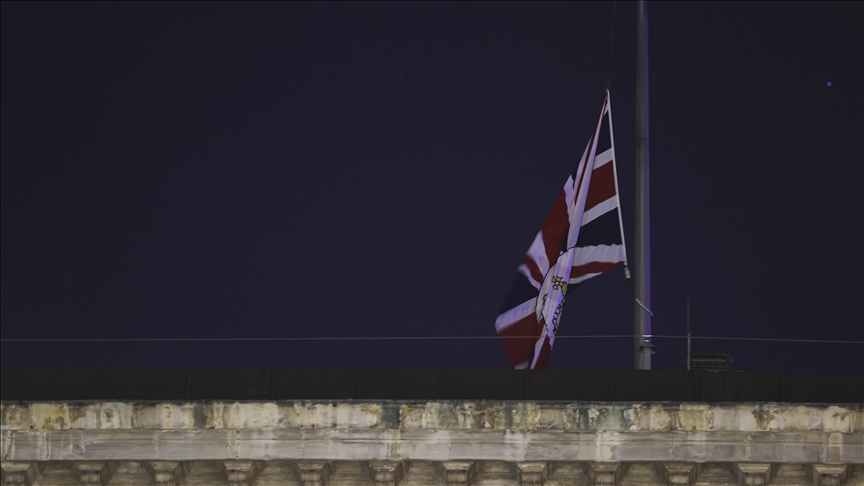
<box><xmin>495</xmin><ymin>91</ymin><xmax>628</xmax><ymax>369</ymax></box>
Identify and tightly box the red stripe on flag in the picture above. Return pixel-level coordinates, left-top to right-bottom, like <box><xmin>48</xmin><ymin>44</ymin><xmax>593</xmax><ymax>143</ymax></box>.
<box><xmin>532</xmin><ymin>334</ymin><xmax>553</xmax><ymax>370</ymax></box>
<box><xmin>571</xmin><ymin>97</ymin><xmax>607</xmax><ymax>210</ymax></box>
<box><xmin>538</xmin><ymin>190</ymin><xmax>570</xmax><ymax>266</ymax></box>
<box><xmin>497</xmin><ymin>312</ymin><xmax>542</xmax><ymax>368</ymax></box>
<box><xmin>521</xmin><ymin>255</ymin><xmax>545</xmax><ymax>285</ymax></box>
<box><xmin>570</xmin><ymin>261</ymin><xmax>620</xmax><ymax>279</ymax></box>
<box><xmin>584</xmin><ymin>160</ymin><xmax>616</xmax><ymax>213</ymax></box>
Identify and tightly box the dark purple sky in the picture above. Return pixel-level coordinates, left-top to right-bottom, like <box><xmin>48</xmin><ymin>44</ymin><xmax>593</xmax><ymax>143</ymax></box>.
<box><xmin>2</xmin><ymin>2</ymin><xmax>862</xmax><ymax>371</ymax></box>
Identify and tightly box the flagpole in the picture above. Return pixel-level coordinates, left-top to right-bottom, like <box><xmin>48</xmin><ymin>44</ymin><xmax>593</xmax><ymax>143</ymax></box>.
<box><xmin>634</xmin><ymin>0</ymin><xmax>653</xmax><ymax>370</ymax></box>
<box><xmin>686</xmin><ymin>295</ymin><xmax>691</xmax><ymax>371</ymax></box>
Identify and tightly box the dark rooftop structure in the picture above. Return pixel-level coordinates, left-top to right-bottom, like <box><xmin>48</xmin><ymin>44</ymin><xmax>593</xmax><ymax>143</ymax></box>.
<box><xmin>1</xmin><ymin>368</ymin><xmax>861</xmax><ymax>403</ymax></box>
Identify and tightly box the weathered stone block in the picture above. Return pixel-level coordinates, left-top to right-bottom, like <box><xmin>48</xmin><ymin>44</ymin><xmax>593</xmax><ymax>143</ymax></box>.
<box><xmin>75</xmin><ymin>461</ymin><xmax>111</xmax><ymax>486</ymax></box>
<box><xmin>590</xmin><ymin>462</ymin><xmax>621</xmax><ymax>486</ymax></box>
<box><xmin>149</xmin><ymin>461</ymin><xmax>184</xmax><ymax>486</ymax></box>
<box><xmin>369</xmin><ymin>460</ymin><xmax>406</xmax><ymax>486</ymax></box>
<box><xmin>735</xmin><ymin>463</ymin><xmax>772</xmax><ymax>486</ymax></box>
<box><xmin>442</xmin><ymin>461</ymin><xmax>475</xmax><ymax>486</ymax></box>
<box><xmin>517</xmin><ymin>462</ymin><xmax>548</xmax><ymax>486</ymax></box>
<box><xmin>0</xmin><ymin>462</ymin><xmax>37</xmax><ymax>486</ymax></box>
<box><xmin>813</xmin><ymin>465</ymin><xmax>848</xmax><ymax>486</ymax></box>
<box><xmin>296</xmin><ymin>461</ymin><xmax>331</xmax><ymax>486</ymax></box>
<box><xmin>663</xmin><ymin>463</ymin><xmax>696</xmax><ymax>486</ymax></box>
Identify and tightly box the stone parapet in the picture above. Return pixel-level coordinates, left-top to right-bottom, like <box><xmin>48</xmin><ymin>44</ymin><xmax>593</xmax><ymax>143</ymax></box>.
<box><xmin>1</xmin><ymin>401</ymin><xmax>862</xmax><ymax>484</ymax></box>
<box><xmin>3</xmin><ymin>402</ymin><xmax>861</xmax><ymax>433</ymax></box>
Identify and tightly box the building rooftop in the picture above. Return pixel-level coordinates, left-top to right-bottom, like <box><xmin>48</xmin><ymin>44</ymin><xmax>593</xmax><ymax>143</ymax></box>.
<box><xmin>1</xmin><ymin>368</ymin><xmax>862</xmax><ymax>403</ymax></box>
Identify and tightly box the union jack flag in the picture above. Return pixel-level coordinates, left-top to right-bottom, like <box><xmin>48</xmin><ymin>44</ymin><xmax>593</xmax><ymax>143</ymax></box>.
<box><xmin>495</xmin><ymin>91</ymin><xmax>628</xmax><ymax>369</ymax></box>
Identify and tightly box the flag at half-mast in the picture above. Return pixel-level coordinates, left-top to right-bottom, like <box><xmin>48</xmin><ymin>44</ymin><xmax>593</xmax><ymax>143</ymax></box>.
<box><xmin>495</xmin><ymin>91</ymin><xmax>628</xmax><ymax>370</ymax></box>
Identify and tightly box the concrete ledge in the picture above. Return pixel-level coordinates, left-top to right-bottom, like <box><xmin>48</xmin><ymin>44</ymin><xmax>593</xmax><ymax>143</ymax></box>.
<box><xmin>1</xmin><ymin>402</ymin><xmax>862</xmax><ymax>464</ymax></box>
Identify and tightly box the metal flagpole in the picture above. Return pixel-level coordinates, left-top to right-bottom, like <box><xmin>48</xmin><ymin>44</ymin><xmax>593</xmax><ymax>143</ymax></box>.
<box><xmin>634</xmin><ymin>0</ymin><xmax>653</xmax><ymax>370</ymax></box>
<box><xmin>686</xmin><ymin>295</ymin><xmax>691</xmax><ymax>371</ymax></box>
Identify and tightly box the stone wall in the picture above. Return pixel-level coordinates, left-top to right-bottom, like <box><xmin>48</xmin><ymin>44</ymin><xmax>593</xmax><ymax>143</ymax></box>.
<box><xmin>1</xmin><ymin>401</ymin><xmax>862</xmax><ymax>486</ymax></box>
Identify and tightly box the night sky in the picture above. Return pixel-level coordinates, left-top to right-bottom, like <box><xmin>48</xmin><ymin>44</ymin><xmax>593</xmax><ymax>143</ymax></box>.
<box><xmin>2</xmin><ymin>2</ymin><xmax>861</xmax><ymax>371</ymax></box>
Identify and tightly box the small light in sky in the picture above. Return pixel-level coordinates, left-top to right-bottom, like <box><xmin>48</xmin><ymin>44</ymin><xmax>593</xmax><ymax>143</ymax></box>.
<box><xmin>827</xmin><ymin>82</ymin><xmax>832</xmax><ymax>87</ymax></box>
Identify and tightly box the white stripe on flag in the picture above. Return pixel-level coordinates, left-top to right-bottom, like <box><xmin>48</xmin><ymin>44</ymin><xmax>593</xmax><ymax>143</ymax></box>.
<box><xmin>582</xmin><ymin>197</ymin><xmax>618</xmax><ymax>226</ymax></box>
<box><xmin>570</xmin><ymin>271</ymin><xmax>607</xmax><ymax>285</ymax></box>
<box><xmin>593</xmin><ymin>148</ymin><xmax>614</xmax><ymax>168</ymax></box>
<box><xmin>572</xmin><ymin>244</ymin><xmax>626</xmax><ymax>266</ymax></box>
<box><xmin>530</xmin><ymin>334</ymin><xmax>547</xmax><ymax>369</ymax></box>
<box><xmin>524</xmin><ymin>230</ymin><xmax>550</xmax><ymax>281</ymax></box>
<box><xmin>566</xmin><ymin>98</ymin><xmax>607</xmax><ymax>249</ymax></box>
<box><xmin>563</xmin><ymin>174</ymin><xmax>577</xmax><ymax>220</ymax></box>
<box><xmin>517</xmin><ymin>264</ymin><xmax>542</xmax><ymax>289</ymax></box>
<box><xmin>495</xmin><ymin>298</ymin><xmax>536</xmax><ymax>333</ymax></box>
